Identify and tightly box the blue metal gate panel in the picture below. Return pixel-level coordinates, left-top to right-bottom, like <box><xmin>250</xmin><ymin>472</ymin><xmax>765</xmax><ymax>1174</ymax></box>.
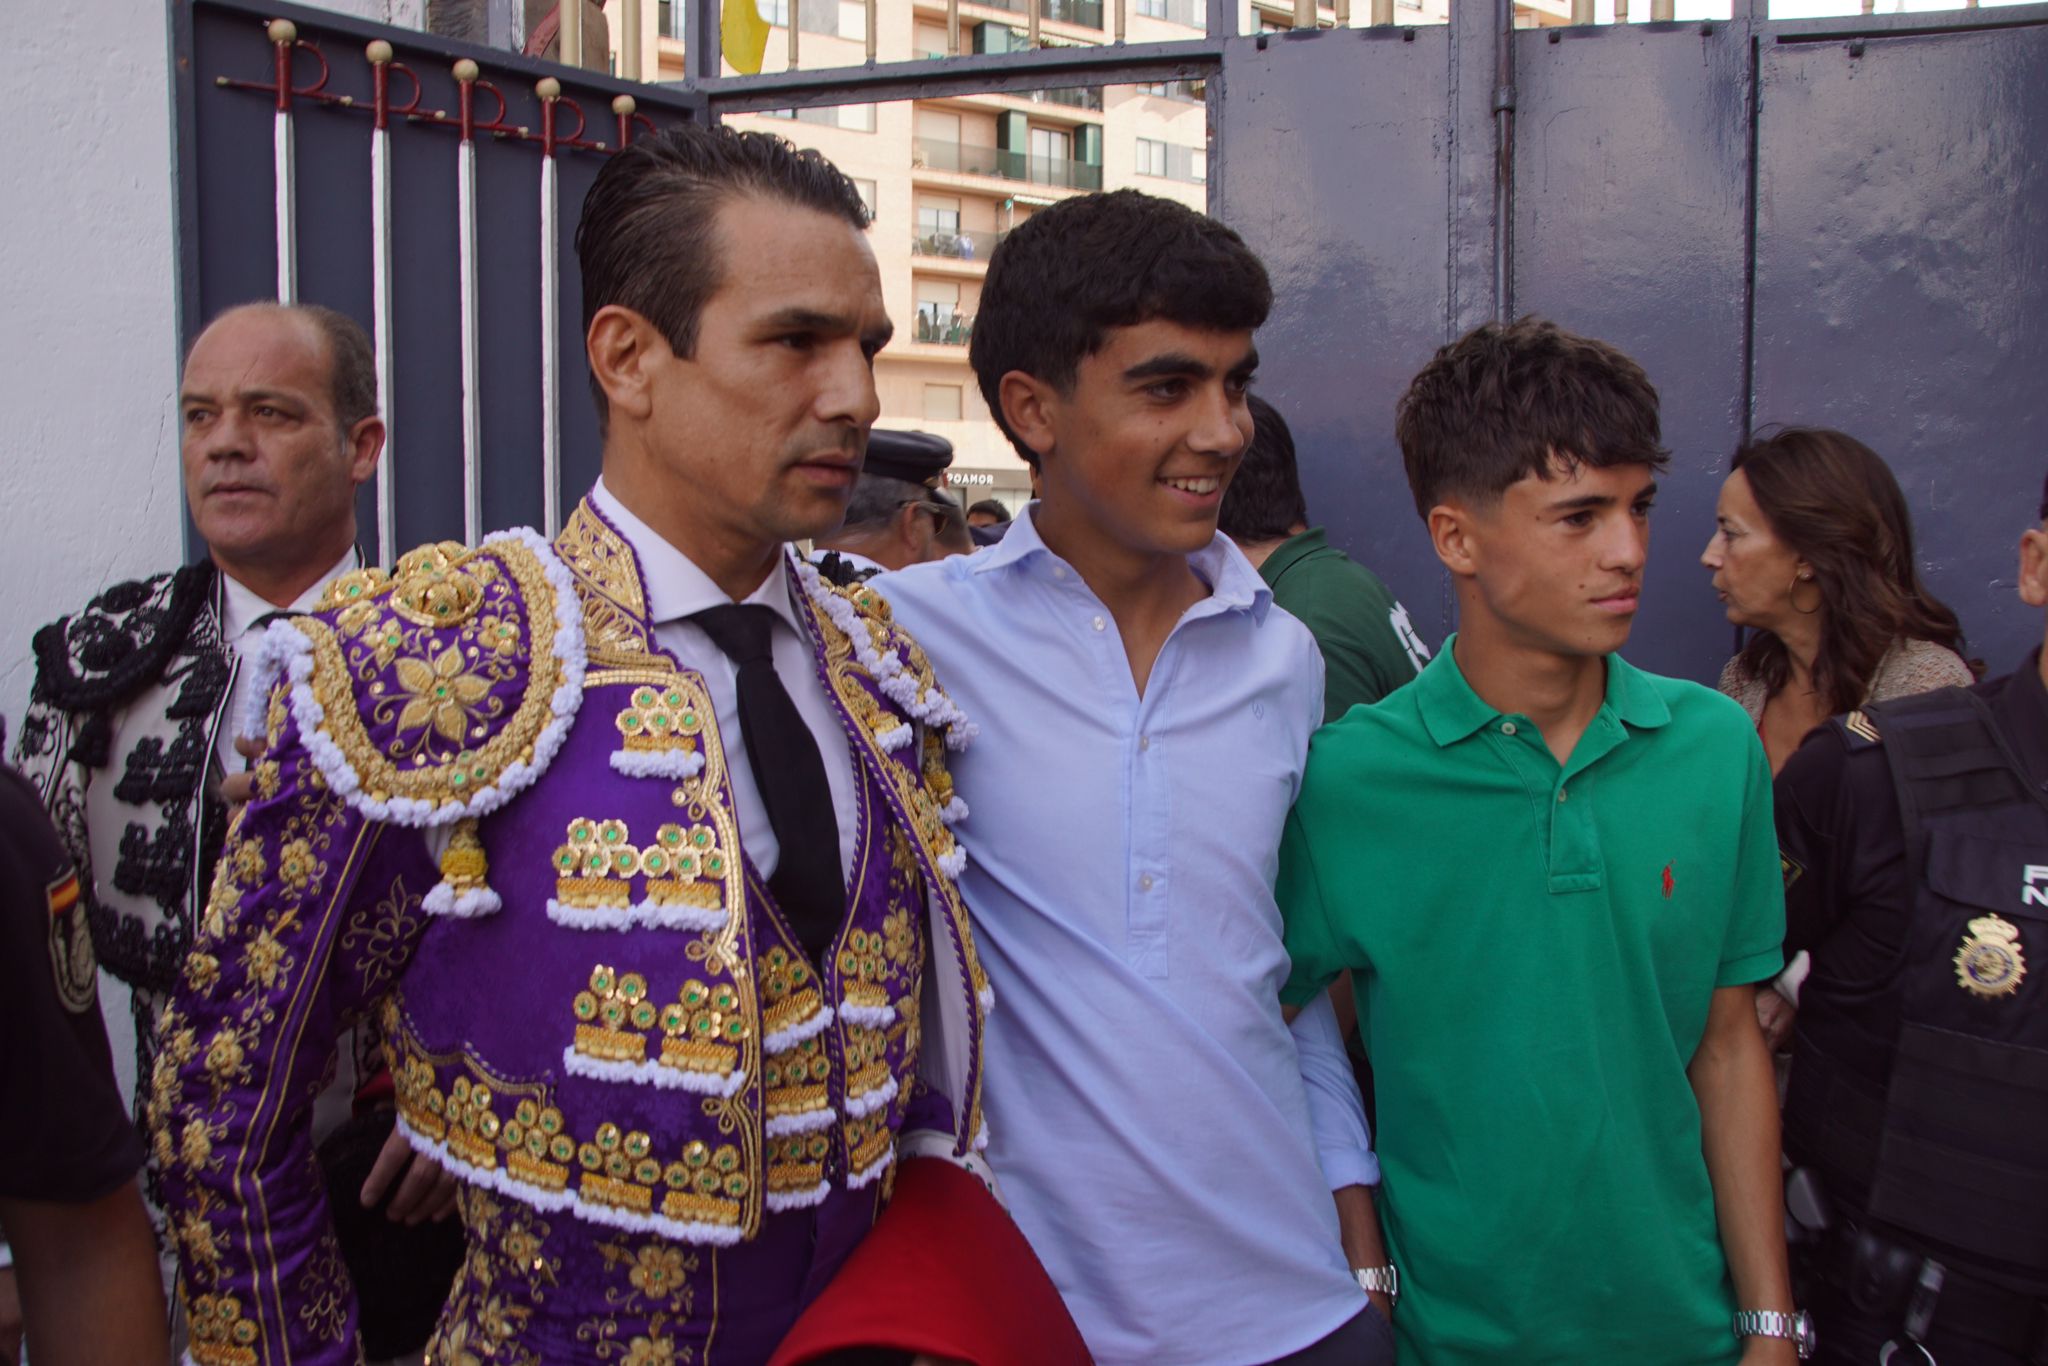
<box><xmin>1212</xmin><ymin>28</ymin><xmax>1457</xmax><ymax>633</ymax></box>
<box><xmin>1510</xmin><ymin>22</ymin><xmax>1754</xmax><ymax>678</ymax></box>
<box><xmin>1753</xmin><ymin>22</ymin><xmax>2048</xmax><ymax>676</ymax></box>
<box><xmin>1220</xmin><ymin>10</ymin><xmax>2048</xmax><ymax>686</ymax></box>
<box><xmin>177</xmin><ymin>0</ymin><xmax>705</xmax><ymax>556</ymax></box>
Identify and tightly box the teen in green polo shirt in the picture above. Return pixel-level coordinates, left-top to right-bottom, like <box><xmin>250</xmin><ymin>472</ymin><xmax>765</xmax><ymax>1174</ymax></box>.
<box><xmin>1278</xmin><ymin>318</ymin><xmax>1803</xmax><ymax>1365</ymax></box>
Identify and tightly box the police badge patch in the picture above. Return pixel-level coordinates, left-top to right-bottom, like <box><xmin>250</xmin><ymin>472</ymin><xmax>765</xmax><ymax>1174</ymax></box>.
<box><xmin>47</xmin><ymin>868</ymin><xmax>97</xmax><ymax>1013</ymax></box>
<box><xmin>1954</xmin><ymin>914</ymin><xmax>2026</xmax><ymax>1000</ymax></box>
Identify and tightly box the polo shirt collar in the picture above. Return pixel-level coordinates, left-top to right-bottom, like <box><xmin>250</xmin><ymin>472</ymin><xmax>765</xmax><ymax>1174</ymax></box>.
<box><xmin>1257</xmin><ymin>527</ymin><xmax>1329</xmax><ymax>583</ymax></box>
<box><xmin>1416</xmin><ymin>634</ymin><xmax>1672</xmax><ymax>748</ymax></box>
<box><xmin>972</xmin><ymin>503</ymin><xmax>1274</xmax><ymax>623</ymax></box>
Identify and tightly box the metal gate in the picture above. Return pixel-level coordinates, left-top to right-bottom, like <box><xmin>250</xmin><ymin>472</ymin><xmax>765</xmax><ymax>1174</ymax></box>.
<box><xmin>177</xmin><ymin>0</ymin><xmax>704</xmax><ymax>560</ymax></box>
<box><xmin>1216</xmin><ymin>5</ymin><xmax>2048</xmax><ymax>680</ymax></box>
<box><xmin>175</xmin><ymin>0</ymin><xmax>2048</xmax><ymax>683</ymax></box>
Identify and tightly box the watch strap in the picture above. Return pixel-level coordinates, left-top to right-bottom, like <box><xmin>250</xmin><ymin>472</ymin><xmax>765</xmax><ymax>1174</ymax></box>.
<box><xmin>1354</xmin><ymin>1265</ymin><xmax>1399</xmax><ymax>1302</ymax></box>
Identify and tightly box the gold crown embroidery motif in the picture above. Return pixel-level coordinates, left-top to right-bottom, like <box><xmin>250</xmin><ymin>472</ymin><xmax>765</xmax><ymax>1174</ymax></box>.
<box><xmin>617</xmin><ymin>685</ymin><xmax>704</xmax><ymax>752</ymax></box>
<box><xmin>552</xmin><ymin>818</ymin><xmax>728</xmax><ymax>917</ymax></box>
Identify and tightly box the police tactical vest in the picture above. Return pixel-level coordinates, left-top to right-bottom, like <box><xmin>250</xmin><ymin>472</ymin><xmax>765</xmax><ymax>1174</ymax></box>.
<box><xmin>1784</xmin><ymin>686</ymin><xmax>2048</xmax><ymax>1284</ymax></box>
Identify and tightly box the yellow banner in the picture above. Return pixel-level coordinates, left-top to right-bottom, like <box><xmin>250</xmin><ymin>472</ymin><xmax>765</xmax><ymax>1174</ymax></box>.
<box><xmin>721</xmin><ymin>0</ymin><xmax>771</xmax><ymax>75</ymax></box>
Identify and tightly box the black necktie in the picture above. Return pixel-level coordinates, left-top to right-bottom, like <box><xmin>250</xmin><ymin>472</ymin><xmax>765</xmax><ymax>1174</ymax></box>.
<box><xmin>690</xmin><ymin>603</ymin><xmax>844</xmax><ymax>960</ymax></box>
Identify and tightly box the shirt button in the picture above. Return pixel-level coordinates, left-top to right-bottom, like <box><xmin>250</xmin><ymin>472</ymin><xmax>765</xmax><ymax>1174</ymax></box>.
<box><xmin>1500</xmin><ymin>721</ymin><xmax>1517</xmax><ymax>736</ymax></box>
<box><xmin>1091</xmin><ymin>616</ymin><xmax>1106</xmax><ymax>632</ymax></box>
<box><xmin>1053</xmin><ymin>565</ymin><xmax>1068</xmax><ymax>580</ymax></box>
<box><xmin>1139</xmin><ymin>874</ymin><xmax>1155</xmax><ymax>891</ymax></box>
<box><xmin>1139</xmin><ymin>735</ymin><xmax>1151</xmax><ymax>751</ymax></box>
<box><xmin>1557</xmin><ymin>789</ymin><xmax>1569</xmax><ymax>803</ymax></box>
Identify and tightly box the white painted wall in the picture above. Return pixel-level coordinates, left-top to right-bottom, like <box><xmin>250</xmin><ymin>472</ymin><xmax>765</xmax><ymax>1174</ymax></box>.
<box><xmin>1</xmin><ymin>0</ymin><xmax>419</xmax><ymax>1113</ymax></box>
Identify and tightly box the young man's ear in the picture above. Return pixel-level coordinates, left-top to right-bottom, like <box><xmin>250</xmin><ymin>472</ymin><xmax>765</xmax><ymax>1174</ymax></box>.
<box><xmin>2018</xmin><ymin>526</ymin><xmax>2048</xmax><ymax>608</ymax></box>
<box><xmin>586</xmin><ymin>305</ymin><xmax>664</xmax><ymax>427</ymax></box>
<box><xmin>1427</xmin><ymin>501</ymin><xmax>1483</xmax><ymax>578</ymax></box>
<box><xmin>997</xmin><ymin>370</ymin><xmax>1059</xmax><ymax>466</ymax></box>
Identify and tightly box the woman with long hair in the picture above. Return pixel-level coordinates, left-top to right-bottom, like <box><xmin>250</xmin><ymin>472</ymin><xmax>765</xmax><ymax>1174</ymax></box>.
<box><xmin>1701</xmin><ymin>427</ymin><xmax>1976</xmax><ymax>776</ymax></box>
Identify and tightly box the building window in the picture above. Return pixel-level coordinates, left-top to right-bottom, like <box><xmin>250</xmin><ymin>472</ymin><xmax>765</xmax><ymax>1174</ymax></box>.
<box><xmin>758</xmin><ymin>108</ymin><xmax>797</xmax><ymax>119</ymax></box>
<box><xmin>840</xmin><ymin>102</ymin><xmax>876</xmax><ymax>132</ymax></box>
<box><xmin>658</xmin><ymin>0</ymin><xmax>678</xmax><ymax>38</ymax></box>
<box><xmin>1136</xmin><ymin>137</ymin><xmax>1168</xmax><ymax>177</ymax></box>
<box><xmin>759</xmin><ymin>0</ymin><xmax>790</xmax><ymax>25</ymax></box>
<box><xmin>924</xmin><ymin>384</ymin><xmax>964</xmax><ymax>422</ymax></box>
<box><xmin>1192</xmin><ymin>148</ymin><xmax>1208</xmax><ymax>183</ymax></box>
<box><xmin>917</xmin><ymin>200</ymin><xmax>962</xmax><ymax>239</ymax></box>
<box><xmin>852</xmin><ymin>178</ymin><xmax>877</xmax><ymax>219</ymax></box>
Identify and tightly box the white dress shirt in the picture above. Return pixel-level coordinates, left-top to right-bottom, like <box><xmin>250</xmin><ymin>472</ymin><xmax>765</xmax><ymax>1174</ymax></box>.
<box><xmin>217</xmin><ymin>548</ymin><xmax>359</xmax><ymax>777</ymax></box>
<box><xmin>592</xmin><ymin>480</ymin><xmax>859</xmax><ymax>882</ymax></box>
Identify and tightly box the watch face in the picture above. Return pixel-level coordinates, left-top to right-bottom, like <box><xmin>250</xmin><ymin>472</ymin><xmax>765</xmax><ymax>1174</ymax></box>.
<box><xmin>1796</xmin><ymin>1311</ymin><xmax>1817</xmax><ymax>1357</ymax></box>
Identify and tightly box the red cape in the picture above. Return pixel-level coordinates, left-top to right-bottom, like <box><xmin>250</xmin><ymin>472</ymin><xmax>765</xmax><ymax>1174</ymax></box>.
<box><xmin>769</xmin><ymin>1158</ymin><xmax>1093</xmax><ymax>1366</ymax></box>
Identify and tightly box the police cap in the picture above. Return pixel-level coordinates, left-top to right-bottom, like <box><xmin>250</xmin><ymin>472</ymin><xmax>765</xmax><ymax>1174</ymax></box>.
<box><xmin>865</xmin><ymin>429</ymin><xmax>954</xmax><ymax>489</ymax></box>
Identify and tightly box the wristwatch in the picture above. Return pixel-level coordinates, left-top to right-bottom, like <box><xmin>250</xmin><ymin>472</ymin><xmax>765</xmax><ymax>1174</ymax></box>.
<box><xmin>1732</xmin><ymin>1309</ymin><xmax>1815</xmax><ymax>1359</ymax></box>
<box><xmin>1354</xmin><ymin>1265</ymin><xmax>1399</xmax><ymax>1305</ymax></box>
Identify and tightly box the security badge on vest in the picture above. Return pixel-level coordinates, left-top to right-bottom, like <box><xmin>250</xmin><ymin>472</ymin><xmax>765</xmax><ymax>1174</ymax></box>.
<box><xmin>1847</xmin><ymin>707</ymin><xmax>2038</xmax><ymax>1002</ymax></box>
<box><xmin>151</xmin><ymin>499</ymin><xmax>994</xmax><ymax>1365</ymax></box>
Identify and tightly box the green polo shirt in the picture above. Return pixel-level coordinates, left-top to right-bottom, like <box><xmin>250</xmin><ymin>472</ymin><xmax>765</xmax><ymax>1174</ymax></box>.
<box><xmin>1280</xmin><ymin>638</ymin><xmax>1785</xmax><ymax>1365</ymax></box>
<box><xmin>1259</xmin><ymin>527</ymin><xmax>1432</xmax><ymax>721</ymax></box>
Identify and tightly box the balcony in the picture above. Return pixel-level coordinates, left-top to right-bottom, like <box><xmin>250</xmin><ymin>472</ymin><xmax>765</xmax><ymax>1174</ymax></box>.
<box><xmin>1028</xmin><ymin>85</ymin><xmax>1104</xmax><ymax>112</ymax></box>
<box><xmin>915</xmin><ymin>312</ymin><xmax>976</xmax><ymax>346</ymax></box>
<box><xmin>912</xmin><ymin>136</ymin><xmax>1103</xmax><ymax>191</ymax></box>
<box><xmin>913</xmin><ymin>226</ymin><xmax>1006</xmax><ymax>261</ymax></box>
<box><xmin>949</xmin><ymin>0</ymin><xmax>1105</xmax><ymax>28</ymax></box>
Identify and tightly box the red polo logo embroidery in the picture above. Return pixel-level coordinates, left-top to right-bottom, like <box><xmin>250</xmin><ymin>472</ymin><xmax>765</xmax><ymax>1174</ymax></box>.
<box><xmin>1661</xmin><ymin>863</ymin><xmax>1674</xmax><ymax>900</ymax></box>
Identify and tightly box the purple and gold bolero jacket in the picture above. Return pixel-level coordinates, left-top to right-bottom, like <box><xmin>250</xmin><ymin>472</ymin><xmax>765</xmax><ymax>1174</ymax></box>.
<box><xmin>150</xmin><ymin>500</ymin><xmax>993</xmax><ymax>1365</ymax></box>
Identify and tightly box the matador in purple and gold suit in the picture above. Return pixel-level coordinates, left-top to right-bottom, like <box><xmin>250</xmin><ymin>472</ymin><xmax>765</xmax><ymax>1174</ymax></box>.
<box><xmin>149</xmin><ymin>496</ymin><xmax>999</xmax><ymax>1364</ymax></box>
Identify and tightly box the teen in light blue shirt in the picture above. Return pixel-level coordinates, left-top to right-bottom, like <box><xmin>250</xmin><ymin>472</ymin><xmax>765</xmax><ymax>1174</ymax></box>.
<box><xmin>874</xmin><ymin>190</ymin><xmax>1387</xmax><ymax>1366</ymax></box>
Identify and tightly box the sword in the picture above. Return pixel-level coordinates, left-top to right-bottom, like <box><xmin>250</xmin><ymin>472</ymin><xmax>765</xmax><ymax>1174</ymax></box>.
<box><xmin>269</xmin><ymin>18</ymin><xmax>298</xmax><ymax>301</ymax></box>
<box><xmin>368</xmin><ymin>39</ymin><xmax>399</xmax><ymax>564</ymax></box>
<box><xmin>538</xmin><ymin>76</ymin><xmax>563</xmax><ymax>538</ymax></box>
<box><xmin>454</xmin><ymin>57</ymin><xmax>483</xmax><ymax>546</ymax></box>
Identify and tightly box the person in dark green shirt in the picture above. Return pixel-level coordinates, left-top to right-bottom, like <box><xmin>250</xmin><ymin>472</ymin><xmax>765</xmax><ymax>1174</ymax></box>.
<box><xmin>1221</xmin><ymin>396</ymin><xmax>1434</xmax><ymax>721</ymax></box>
<box><xmin>1278</xmin><ymin>319</ymin><xmax>1807</xmax><ymax>1365</ymax></box>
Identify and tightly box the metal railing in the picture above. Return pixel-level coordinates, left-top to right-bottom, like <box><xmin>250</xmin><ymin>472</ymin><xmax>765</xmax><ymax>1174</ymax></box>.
<box><xmin>913</xmin><ymin>226</ymin><xmax>1007</xmax><ymax>259</ymax></box>
<box><xmin>914</xmin><ymin>311</ymin><xmax>977</xmax><ymax>345</ymax></box>
<box><xmin>1029</xmin><ymin>85</ymin><xmax>1104</xmax><ymax>110</ymax></box>
<box><xmin>960</xmin><ymin>0</ymin><xmax>1106</xmax><ymax>29</ymax></box>
<box><xmin>912</xmin><ymin>136</ymin><xmax>1104</xmax><ymax>190</ymax></box>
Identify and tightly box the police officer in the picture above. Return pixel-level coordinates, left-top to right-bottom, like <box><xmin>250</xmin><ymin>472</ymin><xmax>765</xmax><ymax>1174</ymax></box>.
<box><xmin>810</xmin><ymin>428</ymin><xmax>971</xmax><ymax>585</ymax></box>
<box><xmin>1776</xmin><ymin>475</ymin><xmax>2048</xmax><ymax>1365</ymax></box>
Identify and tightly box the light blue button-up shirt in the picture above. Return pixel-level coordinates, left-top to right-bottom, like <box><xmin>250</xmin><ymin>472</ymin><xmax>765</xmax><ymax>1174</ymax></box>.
<box><xmin>877</xmin><ymin>508</ymin><xmax>1374</xmax><ymax>1365</ymax></box>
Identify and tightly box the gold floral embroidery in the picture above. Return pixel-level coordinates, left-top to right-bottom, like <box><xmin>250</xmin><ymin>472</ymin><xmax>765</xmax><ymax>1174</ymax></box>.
<box><xmin>276</xmin><ymin>837</ymin><xmax>320</xmax><ymax>896</ymax></box>
<box><xmin>629</xmin><ymin>1244</ymin><xmax>686</xmax><ymax>1298</ymax></box>
<box><xmin>230</xmin><ymin>839</ymin><xmax>267</xmax><ymax>887</ymax></box>
<box><xmin>395</xmin><ymin>643</ymin><xmax>495</xmax><ymax>744</ymax></box>
<box><xmin>880</xmin><ymin>907</ymin><xmax>916</xmax><ymax>971</ymax></box>
<box><xmin>240</xmin><ymin>930</ymin><xmax>287</xmax><ymax>991</ymax></box>
<box><xmin>477</xmin><ymin>610</ymin><xmax>524</xmax><ymax>657</ymax></box>
<box><xmin>302</xmin><ymin>538</ymin><xmax>563</xmax><ymax>807</ymax></box>
<box><xmin>763</xmin><ymin>1036</ymin><xmax>830</xmax><ymax>1119</ymax></box>
<box><xmin>558</xmin><ymin>502</ymin><xmax>653</xmax><ymax>662</ymax></box>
